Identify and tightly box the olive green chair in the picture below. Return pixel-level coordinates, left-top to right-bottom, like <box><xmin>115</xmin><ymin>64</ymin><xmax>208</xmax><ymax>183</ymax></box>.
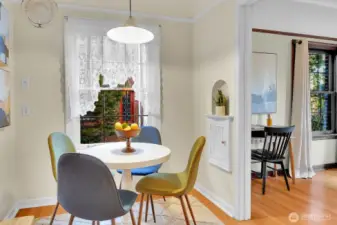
<box><xmin>48</xmin><ymin>132</ymin><xmax>76</xmax><ymax>225</ymax></box>
<box><xmin>136</xmin><ymin>136</ymin><xmax>206</xmax><ymax>225</ymax></box>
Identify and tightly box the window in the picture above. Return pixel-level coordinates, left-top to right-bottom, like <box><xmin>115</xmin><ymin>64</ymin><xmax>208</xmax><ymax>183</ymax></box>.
<box><xmin>64</xmin><ymin>18</ymin><xmax>161</xmax><ymax>147</ymax></box>
<box><xmin>80</xmin><ymin>76</ymin><xmax>147</xmax><ymax>144</ymax></box>
<box><xmin>309</xmin><ymin>48</ymin><xmax>337</xmax><ymax>138</ymax></box>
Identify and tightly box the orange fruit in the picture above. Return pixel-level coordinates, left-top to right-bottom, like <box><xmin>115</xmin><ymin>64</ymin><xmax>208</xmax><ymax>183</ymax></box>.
<box><xmin>131</xmin><ymin>123</ymin><xmax>139</xmax><ymax>130</ymax></box>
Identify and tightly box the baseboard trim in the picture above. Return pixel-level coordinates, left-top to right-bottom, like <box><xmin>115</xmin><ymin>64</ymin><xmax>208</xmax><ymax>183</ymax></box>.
<box><xmin>313</xmin><ymin>163</ymin><xmax>337</xmax><ymax>172</ymax></box>
<box><xmin>194</xmin><ymin>183</ymin><xmax>234</xmax><ymax>217</ymax></box>
<box><xmin>6</xmin><ymin>187</ymin><xmax>234</xmax><ymax>219</ymax></box>
<box><xmin>4</xmin><ymin>205</ymin><xmax>19</xmax><ymax>220</ymax></box>
<box><xmin>5</xmin><ymin>197</ymin><xmax>57</xmax><ymax>219</ymax></box>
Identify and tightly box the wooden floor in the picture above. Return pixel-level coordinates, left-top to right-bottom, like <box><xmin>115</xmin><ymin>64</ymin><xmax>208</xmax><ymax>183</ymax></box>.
<box><xmin>16</xmin><ymin>169</ymin><xmax>337</xmax><ymax>225</ymax></box>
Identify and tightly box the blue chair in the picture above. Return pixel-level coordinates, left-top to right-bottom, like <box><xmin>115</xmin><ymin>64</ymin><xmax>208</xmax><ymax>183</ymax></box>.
<box><xmin>117</xmin><ymin>126</ymin><xmax>163</xmax><ymax>222</ymax></box>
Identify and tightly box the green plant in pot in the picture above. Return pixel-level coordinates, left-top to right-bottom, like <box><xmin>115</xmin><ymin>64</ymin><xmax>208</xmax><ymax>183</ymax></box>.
<box><xmin>214</xmin><ymin>89</ymin><xmax>226</xmax><ymax>116</ymax></box>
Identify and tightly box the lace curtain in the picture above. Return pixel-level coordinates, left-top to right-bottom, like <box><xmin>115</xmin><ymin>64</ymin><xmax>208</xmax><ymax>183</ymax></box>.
<box><xmin>64</xmin><ymin>18</ymin><xmax>161</xmax><ymax>144</ymax></box>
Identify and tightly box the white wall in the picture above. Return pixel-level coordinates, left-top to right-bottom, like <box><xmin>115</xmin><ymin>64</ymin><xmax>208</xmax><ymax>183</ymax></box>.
<box><xmin>252</xmin><ymin>32</ymin><xmax>337</xmax><ymax>166</ymax></box>
<box><xmin>193</xmin><ymin>0</ymin><xmax>237</xmax><ymax>210</ymax></box>
<box><xmin>252</xmin><ymin>0</ymin><xmax>337</xmax><ymax>38</ymax></box>
<box><xmin>13</xmin><ymin>5</ymin><xmax>194</xmax><ymax>199</ymax></box>
<box><xmin>0</xmin><ymin>1</ymin><xmax>16</xmax><ymax>219</ymax></box>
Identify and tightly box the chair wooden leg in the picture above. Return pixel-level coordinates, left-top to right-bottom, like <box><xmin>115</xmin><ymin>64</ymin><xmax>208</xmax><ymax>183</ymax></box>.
<box><xmin>130</xmin><ymin>209</ymin><xmax>136</xmax><ymax>225</ymax></box>
<box><xmin>163</xmin><ymin>196</ymin><xmax>166</xmax><ymax>202</ymax></box>
<box><xmin>184</xmin><ymin>195</ymin><xmax>196</xmax><ymax>225</ymax></box>
<box><xmin>111</xmin><ymin>219</ymin><xmax>116</xmax><ymax>225</ymax></box>
<box><xmin>281</xmin><ymin>162</ymin><xmax>290</xmax><ymax>191</ymax></box>
<box><xmin>289</xmin><ymin>142</ymin><xmax>296</xmax><ymax>184</ymax></box>
<box><xmin>179</xmin><ymin>196</ymin><xmax>190</xmax><ymax>225</ymax></box>
<box><xmin>150</xmin><ymin>195</ymin><xmax>156</xmax><ymax>223</ymax></box>
<box><xmin>262</xmin><ymin>162</ymin><xmax>267</xmax><ymax>195</ymax></box>
<box><xmin>145</xmin><ymin>194</ymin><xmax>150</xmax><ymax>222</ymax></box>
<box><xmin>137</xmin><ymin>193</ymin><xmax>145</xmax><ymax>225</ymax></box>
<box><xmin>97</xmin><ymin>222</ymin><xmax>100</xmax><ymax>225</ymax></box>
<box><xmin>92</xmin><ymin>221</ymin><xmax>95</xmax><ymax>225</ymax></box>
<box><xmin>49</xmin><ymin>202</ymin><xmax>59</xmax><ymax>225</ymax></box>
<box><xmin>68</xmin><ymin>215</ymin><xmax>75</xmax><ymax>225</ymax></box>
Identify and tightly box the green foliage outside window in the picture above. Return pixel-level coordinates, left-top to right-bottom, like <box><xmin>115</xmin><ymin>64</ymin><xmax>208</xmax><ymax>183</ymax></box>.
<box><xmin>80</xmin><ymin>75</ymin><xmax>124</xmax><ymax>144</ymax></box>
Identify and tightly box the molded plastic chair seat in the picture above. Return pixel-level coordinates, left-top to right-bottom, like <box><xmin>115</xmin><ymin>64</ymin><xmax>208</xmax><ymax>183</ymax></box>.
<box><xmin>136</xmin><ymin>172</ymin><xmax>188</xmax><ymax>196</ymax></box>
<box><xmin>118</xmin><ymin>190</ymin><xmax>138</xmax><ymax>212</ymax></box>
<box><xmin>58</xmin><ymin>153</ymin><xmax>137</xmax><ymax>225</ymax></box>
<box><xmin>136</xmin><ymin>136</ymin><xmax>206</xmax><ymax>225</ymax></box>
<box><xmin>117</xmin><ymin>164</ymin><xmax>161</xmax><ymax>176</ymax></box>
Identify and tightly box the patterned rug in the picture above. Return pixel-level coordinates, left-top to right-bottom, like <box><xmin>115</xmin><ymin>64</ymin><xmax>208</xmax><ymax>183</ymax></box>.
<box><xmin>35</xmin><ymin>196</ymin><xmax>223</xmax><ymax>225</ymax></box>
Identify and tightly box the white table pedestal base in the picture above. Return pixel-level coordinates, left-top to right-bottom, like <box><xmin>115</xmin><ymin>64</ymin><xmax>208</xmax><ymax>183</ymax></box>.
<box><xmin>121</xmin><ymin>169</ymin><xmax>133</xmax><ymax>190</ymax></box>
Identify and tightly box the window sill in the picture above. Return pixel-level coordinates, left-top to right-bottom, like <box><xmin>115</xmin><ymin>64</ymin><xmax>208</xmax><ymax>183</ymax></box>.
<box><xmin>313</xmin><ymin>134</ymin><xmax>337</xmax><ymax>141</ymax></box>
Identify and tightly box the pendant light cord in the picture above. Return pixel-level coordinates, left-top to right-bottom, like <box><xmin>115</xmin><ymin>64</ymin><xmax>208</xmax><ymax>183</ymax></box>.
<box><xmin>129</xmin><ymin>0</ymin><xmax>132</xmax><ymax>17</ymax></box>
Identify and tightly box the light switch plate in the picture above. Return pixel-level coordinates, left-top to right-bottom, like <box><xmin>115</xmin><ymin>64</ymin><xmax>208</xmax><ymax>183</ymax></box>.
<box><xmin>21</xmin><ymin>78</ymin><xmax>30</xmax><ymax>89</ymax></box>
<box><xmin>21</xmin><ymin>105</ymin><xmax>30</xmax><ymax>116</ymax></box>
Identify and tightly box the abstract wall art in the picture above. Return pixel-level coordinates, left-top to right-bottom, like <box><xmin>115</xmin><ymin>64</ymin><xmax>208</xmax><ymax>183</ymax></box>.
<box><xmin>251</xmin><ymin>52</ymin><xmax>277</xmax><ymax>114</ymax></box>
<box><xmin>0</xmin><ymin>1</ymin><xmax>9</xmax><ymax>68</ymax></box>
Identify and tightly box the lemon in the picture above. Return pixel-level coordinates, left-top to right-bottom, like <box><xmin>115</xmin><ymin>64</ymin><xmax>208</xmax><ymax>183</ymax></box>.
<box><xmin>122</xmin><ymin>122</ymin><xmax>129</xmax><ymax>129</ymax></box>
<box><xmin>124</xmin><ymin>126</ymin><xmax>131</xmax><ymax>131</ymax></box>
<box><xmin>115</xmin><ymin>122</ymin><xmax>122</xmax><ymax>130</ymax></box>
<box><xmin>131</xmin><ymin>123</ymin><xmax>139</xmax><ymax>130</ymax></box>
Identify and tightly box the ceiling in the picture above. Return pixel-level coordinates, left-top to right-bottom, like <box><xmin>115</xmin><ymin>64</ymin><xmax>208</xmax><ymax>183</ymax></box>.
<box><xmin>9</xmin><ymin>0</ymin><xmax>337</xmax><ymax>20</ymax></box>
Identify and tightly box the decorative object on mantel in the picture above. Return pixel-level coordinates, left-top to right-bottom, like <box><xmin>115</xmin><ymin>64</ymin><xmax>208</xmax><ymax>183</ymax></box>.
<box><xmin>266</xmin><ymin>114</ymin><xmax>272</xmax><ymax>126</ymax></box>
<box><xmin>115</xmin><ymin>122</ymin><xmax>141</xmax><ymax>153</ymax></box>
<box><xmin>213</xmin><ymin>89</ymin><xmax>226</xmax><ymax>116</ymax></box>
<box><xmin>21</xmin><ymin>0</ymin><xmax>58</xmax><ymax>28</ymax></box>
<box><xmin>212</xmin><ymin>79</ymin><xmax>229</xmax><ymax>115</ymax></box>
<box><xmin>206</xmin><ymin>114</ymin><xmax>234</xmax><ymax>172</ymax></box>
<box><xmin>107</xmin><ymin>0</ymin><xmax>154</xmax><ymax>44</ymax></box>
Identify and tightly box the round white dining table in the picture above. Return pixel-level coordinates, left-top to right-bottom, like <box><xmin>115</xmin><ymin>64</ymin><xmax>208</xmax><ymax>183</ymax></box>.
<box><xmin>77</xmin><ymin>142</ymin><xmax>171</xmax><ymax>190</ymax></box>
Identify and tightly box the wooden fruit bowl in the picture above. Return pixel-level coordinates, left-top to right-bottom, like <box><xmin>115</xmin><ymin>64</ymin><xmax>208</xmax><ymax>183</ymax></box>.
<box><xmin>115</xmin><ymin>129</ymin><xmax>141</xmax><ymax>153</ymax></box>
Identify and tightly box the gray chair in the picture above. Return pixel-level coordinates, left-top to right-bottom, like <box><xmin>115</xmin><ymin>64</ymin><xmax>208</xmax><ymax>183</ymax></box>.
<box><xmin>57</xmin><ymin>153</ymin><xmax>138</xmax><ymax>225</ymax></box>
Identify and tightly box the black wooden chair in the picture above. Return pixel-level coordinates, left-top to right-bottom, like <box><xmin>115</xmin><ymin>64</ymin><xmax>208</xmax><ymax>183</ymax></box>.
<box><xmin>251</xmin><ymin>126</ymin><xmax>295</xmax><ymax>195</ymax></box>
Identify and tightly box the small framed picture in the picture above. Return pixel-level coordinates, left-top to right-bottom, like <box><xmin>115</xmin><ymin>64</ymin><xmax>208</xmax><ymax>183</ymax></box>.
<box><xmin>0</xmin><ymin>36</ymin><xmax>8</xmax><ymax>67</ymax></box>
<box><xmin>0</xmin><ymin>68</ymin><xmax>10</xmax><ymax>128</ymax></box>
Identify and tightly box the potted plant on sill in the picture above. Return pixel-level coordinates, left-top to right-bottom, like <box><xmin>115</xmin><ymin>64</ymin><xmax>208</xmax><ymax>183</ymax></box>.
<box><xmin>214</xmin><ymin>89</ymin><xmax>226</xmax><ymax>116</ymax></box>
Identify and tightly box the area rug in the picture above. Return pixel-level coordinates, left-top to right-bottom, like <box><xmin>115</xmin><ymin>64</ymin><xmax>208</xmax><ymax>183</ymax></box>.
<box><xmin>35</xmin><ymin>196</ymin><xmax>223</xmax><ymax>225</ymax></box>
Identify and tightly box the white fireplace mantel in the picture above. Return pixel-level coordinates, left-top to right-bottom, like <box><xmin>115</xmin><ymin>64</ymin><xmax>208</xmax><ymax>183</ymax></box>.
<box><xmin>206</xmin><ymin>114</ymin><xmax>234</xmax><ymax>172</ymax></box>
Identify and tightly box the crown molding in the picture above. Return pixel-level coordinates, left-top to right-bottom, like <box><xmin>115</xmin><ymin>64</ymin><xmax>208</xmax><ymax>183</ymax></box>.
<box><xmin>293</xmin><ymin>0</ymin><xmax>337</xmax><ymax>9</ymax></box>
<box><xmin>58</xmin><ymin>3</ymin><xmax>195</xmax><ymax>23</ymax></box>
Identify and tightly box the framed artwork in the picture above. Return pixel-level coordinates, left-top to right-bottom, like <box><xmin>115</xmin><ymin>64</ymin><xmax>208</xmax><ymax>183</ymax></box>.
<box><xmin>251</xmin><ymin>52</ymin><xmax>277</xmax><ymax>114</ymax></box>
<box><xmin>0</xmin><ymin>68</ymin><xmax>10</xmax><ymax>128</ymax></box>
<box><xmin>0</xmin><ymin>1</ymin><xmax>9</xmax><ymax>67</ymax></box>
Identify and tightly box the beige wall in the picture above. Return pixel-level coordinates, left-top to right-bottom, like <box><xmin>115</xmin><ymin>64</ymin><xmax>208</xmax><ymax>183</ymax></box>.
<box><xmin>193</xmin><ymin>0</ymin><xmax>237</xmax><ymax>208</ymax></box>
<box><xmin>0</xmin><ymin>2</ymin><xmax>16</xmax><ymax>219</ymax></box>
<box><xmin>13</xmin><ymin>5</ymin><xmax>194</xmax><ymax>199</ymax></box>
<box><xmin>252</xmin><ymin>32</ymin><xmax>337</xmax><ymax>166</ymax></box>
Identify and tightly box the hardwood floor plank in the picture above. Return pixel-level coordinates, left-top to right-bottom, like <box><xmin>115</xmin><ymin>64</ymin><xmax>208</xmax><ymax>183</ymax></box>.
<box><xmin>15</xmin><ymin>169</ymin><xmax>337</xmax><ymax>224</ymax></box>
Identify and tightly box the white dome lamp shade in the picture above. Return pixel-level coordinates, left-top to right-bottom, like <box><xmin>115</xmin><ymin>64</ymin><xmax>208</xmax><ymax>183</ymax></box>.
<box><xmin>107</xmin><ymin>0</ymin><xmax>154</xmax><ymax>44</ymax></box>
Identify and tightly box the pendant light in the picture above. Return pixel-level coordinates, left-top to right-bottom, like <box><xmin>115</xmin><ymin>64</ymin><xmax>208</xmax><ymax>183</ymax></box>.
<box><xmin>107</xmin><ymin>0</ymin><xmax>154</xmax><ymax>44</ymax></box>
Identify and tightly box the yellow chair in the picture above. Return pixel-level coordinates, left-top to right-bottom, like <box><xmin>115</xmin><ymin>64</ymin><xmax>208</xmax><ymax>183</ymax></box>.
<box><xmin>136</xmin><ymin>136</ymin><xmax>206</xmax><ymax>225</ymax></box>
<box><xmin>48</xmin><ymin>132</ymin><xmax>76</xmax><ymax>225</ymax></box>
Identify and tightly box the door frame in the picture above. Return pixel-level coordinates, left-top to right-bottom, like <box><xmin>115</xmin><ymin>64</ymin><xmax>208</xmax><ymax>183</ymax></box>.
<box><xmin>234</xmin><ymin>0</ymin><xmax>258</xmax><ymax>220</ymax></box>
